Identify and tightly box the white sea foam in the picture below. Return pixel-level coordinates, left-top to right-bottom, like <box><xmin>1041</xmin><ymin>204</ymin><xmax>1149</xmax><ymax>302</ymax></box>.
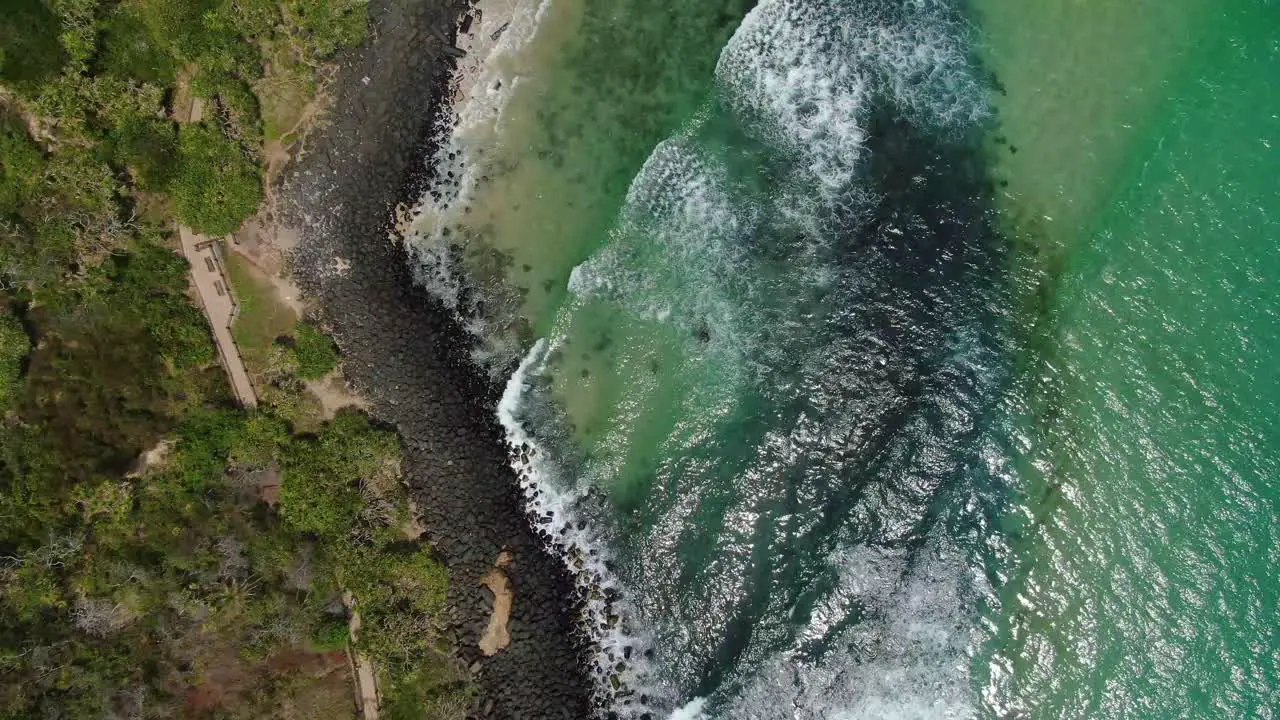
<box><xmin>718</xmin><ymin>542</ymin><xmax>977</xmax><ymax>720</ymax></box>
<box><xmin>399</xmin><ymin>0</ymin><xmax>555</xmax><ymax>372</ymax></box>
<box><xmin>717</xmin><ymin>0</ymin><xmax>871</xmax><ymax>191</ymax></box>
<box><xmin>498</xmin><ymin>340</ymin><xmax>677</xmax><ymax>716</ymax></box>
<box><xmin>717</xmin><ymin>0</ymin><xmax>985</xmax><ymax>192</ymax></box>
<box><xmin>569</xmin><ymin>136</ymin><xmax>753</xmax><ymax>367</ymax></box>
<box><xmin>668</xmin><ymin>697</ymin><xmax>710</xmax><ymax>720</ymax></box>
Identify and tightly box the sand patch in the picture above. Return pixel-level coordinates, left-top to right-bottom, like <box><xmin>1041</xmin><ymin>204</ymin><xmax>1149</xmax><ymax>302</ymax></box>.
<box><xmin>479</xmin><ymin>550</ymin><xmax>515</xmax><ymax>656</ymax></box>
<box><xmin>128</xmin><ymin>438</ymin><xmax>174</xmax><ymax>477</ymax></box>
<box><xmin>305</xmin><ymin>368</ymin><xmax>370</xmax><ymax>420</ymax></box>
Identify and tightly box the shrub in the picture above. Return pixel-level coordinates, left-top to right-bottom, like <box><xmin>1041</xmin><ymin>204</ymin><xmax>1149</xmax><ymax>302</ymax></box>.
<box><xmin>101</xmin><ymin>243</ymin><xmax>217</xmax><ymax>368</ymax></box>
<box><xmin>278</xmin><ymin>460</ymin><xmax>362</xmax><ymax>538</ymax></box>
<box><xmin>0</xmin><ymin>117</ymin><xmax>45</xmax><ymax>217</ymax></box>
<box><xmin>172</xmin><ymin>408</ymin><xmax>249</xmax><ymax>489</ymax></box>
<box><xmin>282</xmin><ymin>0</ymin><xmax>370</xmax><ymax>58</ymax></box>
<box><xmin>291</xmin><ymin>322</ymin><xmax>338</xmax><ymax>379</ymax></box>
<box><xmin>96</xmin><ymin>7</ymin><xmax>176</xmax><ymax>85</ymax></box>
<box><xmin>278</xmin><ymin>411</ymin><xmax>397</xmax><ymax>537</ymax></box>
<box><xmin>42</xmin><ymin>145</ymin><xmax>121</xmax><ymax>233</ymax></box>
<box><xmin>0</xmin><ymin>0</ymin><xmax>67</xmax><ymax>87</ymax></box>
<box><xmin>110</xmin><ymin>117</ymin><xmax>178</xmax><ymax>191</ymax></box>
<box><xmin>0</xmin><ymin>310</ymin><xmax>31</xmax><ymax>409</ymax></box>
<box><xmin>171</xmin><ymin>123</ymin><xmax>262</xmax><ymax>235</ymax></box>
<box><xmin>310</xmin><ymin>616</ymin><xmax>349</xmax><ymax>651</ymax></box>
<box><xmin>126</xmin><ymin>0</ymin><xmax>222</xmax><ymax>59</ymax></box>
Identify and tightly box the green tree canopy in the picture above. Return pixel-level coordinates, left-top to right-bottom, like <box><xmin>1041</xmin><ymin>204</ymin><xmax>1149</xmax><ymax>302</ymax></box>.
<box><xmin>172</xmin><ymin>122</ymin><xmax>262</xmax><ymax>235</ymax></box>
<box><xmin>0</xmin><ymin>0</ymin><xmax>67</xmax><ymax>87</ymax></box>
<box><xmin>109</xmin><ymin>116</ymin><xmax>178</xmax><ymax>190</ymax></box>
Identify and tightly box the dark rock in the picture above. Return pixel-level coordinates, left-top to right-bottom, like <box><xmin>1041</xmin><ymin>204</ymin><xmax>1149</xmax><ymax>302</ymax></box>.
<box><xmin>280</xmin><ymin>0</ymin><xmax>592</xmax><ymax>717</ymax></box>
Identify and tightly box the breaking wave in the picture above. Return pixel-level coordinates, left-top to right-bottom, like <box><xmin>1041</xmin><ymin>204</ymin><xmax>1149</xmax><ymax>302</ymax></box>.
<box><xmin>500</xmin><ymin>0</ymin><xmax>999</xmax><ymax>715</ymax></box>
<box><xmin>407</xmin><ymin>0</ymin><xmax>1003</xmax><ymax>715</ymax></box>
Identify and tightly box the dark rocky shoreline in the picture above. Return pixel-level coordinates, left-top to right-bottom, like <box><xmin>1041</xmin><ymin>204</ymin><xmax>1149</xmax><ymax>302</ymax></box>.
<box><xmin>279</xmin><ymin>0</ymin><xmax>592</xmax><ymax>716</ymax></box>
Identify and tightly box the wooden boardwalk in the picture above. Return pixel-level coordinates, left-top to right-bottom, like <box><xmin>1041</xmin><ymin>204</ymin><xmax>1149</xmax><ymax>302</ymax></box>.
<box><xmin>179</xmin><ymin>227</ymin><xmax>258</xmax><ymax>408</ymax></box>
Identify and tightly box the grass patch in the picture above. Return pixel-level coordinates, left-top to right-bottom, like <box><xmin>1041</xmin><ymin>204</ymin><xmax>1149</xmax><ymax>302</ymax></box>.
<box><xmin>223</xmin><ymin>247</ymin><xmax>297</xmax><ymax>376</ymax></box>
<box><xmin>221</xmin><ymin>249</ymin><xmax>327</xmax><ymax>429</ymax></box>
<box><xmin>257</xmin><ymin>64</ymin><xmax>317</xmax><ymax>144</ymax></box>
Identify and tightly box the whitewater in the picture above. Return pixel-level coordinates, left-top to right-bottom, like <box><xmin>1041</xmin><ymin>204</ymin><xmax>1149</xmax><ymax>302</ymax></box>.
<box><xmin>397</xmin><ymin>0</ymin><xmax>1012</xmax><ymax>716</ymax></box>
<box><xmin>399</xmin><ymin>0</ymin><xmax>1280</xmax><ymax>715</ymax></box>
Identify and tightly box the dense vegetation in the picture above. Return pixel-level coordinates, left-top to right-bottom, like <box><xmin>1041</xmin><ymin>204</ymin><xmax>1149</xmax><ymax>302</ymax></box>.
<box><xmin>290</xmin><ymin>321</ymin><xmax>340</xmax><ymax>379</ymax></box>
<box><xmin>0</xmin><ymin>0</ymin><xmax>367</xmax><ymax>245</ymax></box>
<box><xmin>1</xmin><ymin>1</ymin><xmax>469</xmax><ymax>717</ymax></box>
<box><xmin>2</xmin><ymin>406</ymin><xmax>467</xmax><ymax>718</ymax></box>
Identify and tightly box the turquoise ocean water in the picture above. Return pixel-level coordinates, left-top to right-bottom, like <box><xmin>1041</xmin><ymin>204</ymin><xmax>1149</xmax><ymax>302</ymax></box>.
<box><xmin>405</xmin><ymin>0</ymin><xmax>1280</xmax><ymax>716</ymax></box>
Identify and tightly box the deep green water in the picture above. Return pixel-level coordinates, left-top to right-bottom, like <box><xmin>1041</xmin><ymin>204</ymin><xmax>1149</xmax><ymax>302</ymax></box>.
<box><xmin>407</xmin><ymin>0</ymin><xmax>1280</xmax><ymax>716</ymax></box>
<box><xmin>976</xmin><ymin>1</ymin><xmax>1280</xmax><ymax>715</ymax></box>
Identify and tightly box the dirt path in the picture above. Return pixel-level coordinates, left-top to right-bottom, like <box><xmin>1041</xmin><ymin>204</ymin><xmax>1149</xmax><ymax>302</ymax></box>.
<box><xmin>353</xmin><ymin>651</ymin><xmax>379</xmax><ymax>720</ymax></box>
<box><xmin>344</xmin><ymin>593</ymin><xmax>380</xmax><ymax>719</ymax></box>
